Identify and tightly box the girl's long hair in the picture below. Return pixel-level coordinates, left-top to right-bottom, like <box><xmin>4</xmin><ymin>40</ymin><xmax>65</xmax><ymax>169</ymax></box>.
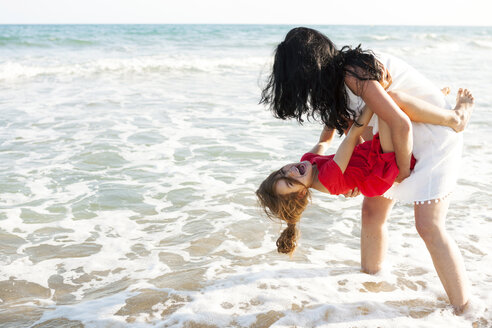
<box><xmin>260</xmin><ymin>27</ymin><xmax>383</xmax><ymax>135</ymax></box>
<box><xmin>256</xmin><ymin>169</ymin><xmax>311</xmax><ymax>255</ymax></box>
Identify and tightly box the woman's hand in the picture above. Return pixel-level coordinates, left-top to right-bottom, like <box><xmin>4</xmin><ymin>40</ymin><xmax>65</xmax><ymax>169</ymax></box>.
<box><xmin>318</xmin><ymin>126</ymin><xmax>335</xmax><ymax>143</ymax></box>
<box><xmin>395</xmin><ymin>168</ymin><xmax>411</xmax><ymax>183</ymax></box>
<box><xmin>343</xmin><ymin>187</ymin><xmax>360</xmax><ymax>198</ymax></box>
<box><xmin>309</xmin><ymin>126</ymin><xmax>335</xmax><ymax>155</ymax></box>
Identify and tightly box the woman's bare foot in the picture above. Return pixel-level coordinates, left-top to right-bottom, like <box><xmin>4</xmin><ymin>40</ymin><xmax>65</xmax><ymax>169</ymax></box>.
<box><xmin>452</xmin><ymin>88</ymin><xmax>474</xmax><ymax>133</ymax></box>
<box><xmin>441</xmin><ymin>87</ymin><xmax>451</xmax><ymax>95</ymax></box>
<box><xmin>453</xmin><ymin>299</ymin><xmax>470</xmax><ymax>315</ymax></box>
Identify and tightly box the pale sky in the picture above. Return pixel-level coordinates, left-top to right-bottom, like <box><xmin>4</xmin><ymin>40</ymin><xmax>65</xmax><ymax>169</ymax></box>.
<box><xmin>0</xmin><ymin>0</ymin><xmax>491</xmax><ymax>25</ymax></box>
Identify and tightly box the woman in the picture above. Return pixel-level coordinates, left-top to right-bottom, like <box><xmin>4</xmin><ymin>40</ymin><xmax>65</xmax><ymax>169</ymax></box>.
<box><xmin>260</xmin><ymin>27</ymin><xmax>474</xmax><ymax>313</ymax></box>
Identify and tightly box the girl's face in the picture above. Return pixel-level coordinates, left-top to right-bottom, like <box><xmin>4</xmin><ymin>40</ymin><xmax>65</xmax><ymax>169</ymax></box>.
<box><xmin>275</xmin><ymin>161</ymin><xmax>314</xmax><ymax>196</ymax></box>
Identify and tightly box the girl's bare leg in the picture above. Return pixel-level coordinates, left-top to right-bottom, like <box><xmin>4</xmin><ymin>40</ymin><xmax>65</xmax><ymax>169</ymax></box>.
<box><xmin>414</xmin><ymin>198</ymin><xmax>470</xmax><ymax>313</ymax></box>
<box><xmin>453</xmin><ymin>89</ymin><xmax>474</xmax><ymax>132</ymax></box>
<box><xmin>388</xmin><ymin>89</ymin><xmax>474</xmax><ymax>132</ymax></box>
<box><xmin>377</xmin><ymin>116</ymin><xmax>395</xmax><ymax>153</ymax></box>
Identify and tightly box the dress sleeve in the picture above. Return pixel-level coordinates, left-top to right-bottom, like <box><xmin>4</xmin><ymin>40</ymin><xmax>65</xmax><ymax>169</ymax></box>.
<box><xmin>318</xmin><ymin>159</ymin><xmax>347</xmax><ymax>195</ymax></box>
<box><xmin>300</xmin><ymin>152</ymin><xmax>317</xmax><ymax>162</ymax></box>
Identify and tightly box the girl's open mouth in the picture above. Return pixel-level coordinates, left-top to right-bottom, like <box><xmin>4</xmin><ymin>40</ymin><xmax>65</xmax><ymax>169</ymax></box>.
<box><xmin>297</xmin><ymin>163</ymin><xmax>306</xmax><ymax>175</ymax></box>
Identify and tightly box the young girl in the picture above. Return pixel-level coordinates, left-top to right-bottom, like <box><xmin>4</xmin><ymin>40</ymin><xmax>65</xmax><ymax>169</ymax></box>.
<box><xmin>256</xmin><ymin>89</ymin><xmax>473</xmax><ymax>256</ymax></box>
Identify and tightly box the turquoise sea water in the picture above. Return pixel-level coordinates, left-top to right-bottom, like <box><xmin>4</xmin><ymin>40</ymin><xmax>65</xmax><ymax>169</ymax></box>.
<box><xmin>0</xmin><ymin>24</ymin><xmax>491</xmax><ymax>327</ymax></box>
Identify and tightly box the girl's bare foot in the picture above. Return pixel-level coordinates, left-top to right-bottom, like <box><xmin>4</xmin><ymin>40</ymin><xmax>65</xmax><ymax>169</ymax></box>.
<box><xmin>441</xmin><ymin>86</ymin><xmax>451</xmax><ymax>95</ymax></box>
<box><xmin>452</xmin><ymin>88</ymin><xmax>474</xmax><ymax>133</ymax></box>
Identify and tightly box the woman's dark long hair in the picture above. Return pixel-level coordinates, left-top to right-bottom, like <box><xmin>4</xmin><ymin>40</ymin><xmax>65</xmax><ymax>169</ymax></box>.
<box><xmin>260</xmin><ymin>27</ymin><xmax>383</xmax><ymax>135</ymax></box>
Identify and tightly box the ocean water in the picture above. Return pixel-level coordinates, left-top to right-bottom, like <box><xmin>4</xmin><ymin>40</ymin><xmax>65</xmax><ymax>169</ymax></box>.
<box><xmin>0</xmin><ymin>24</ymin><xmax>491</xmax><ymax>327</ymax></box>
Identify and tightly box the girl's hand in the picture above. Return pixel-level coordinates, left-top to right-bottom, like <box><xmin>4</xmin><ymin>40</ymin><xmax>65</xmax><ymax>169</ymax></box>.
<box><xmin>343</xmin><ymin>187</ymin><xmax>360</xmax><ymax>198</ymax></box>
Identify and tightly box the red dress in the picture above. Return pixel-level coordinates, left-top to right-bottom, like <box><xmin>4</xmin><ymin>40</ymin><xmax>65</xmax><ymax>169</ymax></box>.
<box><xmin>301</xmin><ymin>134</ymin><xmax>417</xmax><ymax>197</ymax></box>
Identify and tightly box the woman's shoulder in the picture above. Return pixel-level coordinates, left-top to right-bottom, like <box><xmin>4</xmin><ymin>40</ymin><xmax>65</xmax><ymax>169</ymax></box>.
<box><xmin>373</xmin><ymin>51</ymin><xmax>412</xmax><ymax>72</ymax></box>
<box><xmin>373</xmin><ymin>51</ymin><xmax>398</xmax><ymax>63</ymax></box>
<box><xmin>343</xmin><ymin>51</ymin><xmax>393</xmax><ymax>94</ymax></box>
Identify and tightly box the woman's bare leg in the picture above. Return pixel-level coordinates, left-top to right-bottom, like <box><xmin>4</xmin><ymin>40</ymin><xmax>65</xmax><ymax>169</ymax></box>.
<box><xmin>388</xmin><ymin>89</ymin><xmax>474</xmax><ymax>132</ymax></box>
<box><xmin>414</xmin><ymin>198</ymin><xmax>470</xmax><ymax>313</ymax></box>
<box><xmin>361</xmin><ymin>196</ymin><xmax>395</xmax><ymax>273</ymax></box>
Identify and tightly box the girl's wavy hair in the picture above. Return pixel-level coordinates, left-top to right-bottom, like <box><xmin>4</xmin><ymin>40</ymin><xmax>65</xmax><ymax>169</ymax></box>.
<box><xmin>260</xmin><ymin>27</ymin><xmax>383</xmax><ymax>135</ymax></box>
<box><xmin>256</xmin><ymin>169</ymin><xmax>311</xmax><ymax>256</ymax></box>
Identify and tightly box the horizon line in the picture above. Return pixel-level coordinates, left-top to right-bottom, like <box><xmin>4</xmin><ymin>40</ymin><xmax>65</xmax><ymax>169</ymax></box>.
<box><xmin>1</xmin><ymin>23</ymin><xmax>491</xmax><ymax>27</ymax></box>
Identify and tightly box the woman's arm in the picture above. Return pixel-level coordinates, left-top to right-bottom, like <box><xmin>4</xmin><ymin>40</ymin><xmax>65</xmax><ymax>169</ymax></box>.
<box><xmin>345</xmin><ymin>75</ymin><xmax>413</xmax><ymax>182</ymax></box>
<box><xmin>333</xmin><ymin>107</ymin><xmax>374</xmax><ymax>173</ymax></box>
<box><xmin>307</xmin><ymin>126</ymin><xmax>336</xmax><ymax>155</ymax></box>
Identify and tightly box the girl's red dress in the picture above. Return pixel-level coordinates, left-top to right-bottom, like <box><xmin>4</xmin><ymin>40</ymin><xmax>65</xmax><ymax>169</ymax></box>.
<box><xmin>301</xmin><ymin>134</ymin><xmax>417</xmax><ymax>197</ymax></box>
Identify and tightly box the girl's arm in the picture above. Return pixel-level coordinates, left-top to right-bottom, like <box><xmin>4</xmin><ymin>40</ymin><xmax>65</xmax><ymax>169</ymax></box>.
<box><xmin>345</xmin><ymin>75</ymin><xmax>412</xmax><ymax>182</ymax></box>
<box><xmin>333</xmin><ymin>107</ymin><xmax>374</xmax><ymax>173</ymax></box>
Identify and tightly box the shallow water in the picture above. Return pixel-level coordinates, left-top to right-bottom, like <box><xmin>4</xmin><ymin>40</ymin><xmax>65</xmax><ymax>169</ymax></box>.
<box><xmin>0</xmin><ymin>24</ymin><xmax>491</xmax><ymax>327</ymax></box>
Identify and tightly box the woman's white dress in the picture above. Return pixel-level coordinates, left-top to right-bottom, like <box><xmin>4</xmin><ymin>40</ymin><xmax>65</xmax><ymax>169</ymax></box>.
<box><xmin>345</xmin><ymin>52</ymin><xmax>462</xmax><ymax>203</ymax></box>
